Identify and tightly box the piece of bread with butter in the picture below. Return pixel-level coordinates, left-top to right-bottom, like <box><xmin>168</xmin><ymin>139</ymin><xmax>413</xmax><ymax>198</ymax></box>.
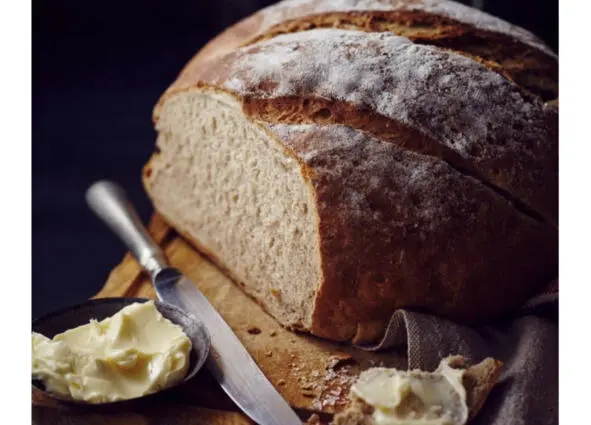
<box><xmin>143</xmin><ymin>0</ymin><xmax>558</xmax><ymax>343</ymax></box>
<box><xmin>331</xmin><ymin>356</ymin><xmax>503</xmax><ymax>425</ymax></box>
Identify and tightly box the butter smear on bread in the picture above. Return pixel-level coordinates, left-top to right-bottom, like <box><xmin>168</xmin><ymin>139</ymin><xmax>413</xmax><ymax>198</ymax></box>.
<box><xmin>351</xmin><ymin>358</ymin><xmax>469</xmax><ymax>425</ymax></box>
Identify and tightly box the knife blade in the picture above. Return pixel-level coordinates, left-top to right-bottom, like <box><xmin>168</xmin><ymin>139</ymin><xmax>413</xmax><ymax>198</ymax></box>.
<box><xmin>155</xmin><ymin>269</ymin><xmax>303</xmax><ymax>424</ymax></box>
<box><xmin>86</xmin><ymin>180</ymin><xmax>302</xmax><ymax>425</ymax></box>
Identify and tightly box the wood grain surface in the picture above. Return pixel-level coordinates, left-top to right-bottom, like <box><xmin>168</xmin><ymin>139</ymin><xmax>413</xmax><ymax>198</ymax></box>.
<box><xmin>32</xmin><ymin>213</ymin><xmax>406</xmax><ymax>425</ymax></box>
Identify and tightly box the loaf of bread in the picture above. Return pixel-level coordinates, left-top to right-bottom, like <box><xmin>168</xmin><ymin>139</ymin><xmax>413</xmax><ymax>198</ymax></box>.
<box><xmin>143</xmin><ymin>0</ymin><xmax>558</xmax><ymax>343</ymax></box>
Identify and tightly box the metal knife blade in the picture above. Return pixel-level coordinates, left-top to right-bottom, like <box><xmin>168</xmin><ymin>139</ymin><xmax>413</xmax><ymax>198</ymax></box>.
<box><xmin>85</xmin><ymin>181</ymin><xmax>302</xmax><ymax>425</ymax></box>
<box><xmin>155</xmin><ymin>269</ymin><xmax>303</xmax><ymax>425</ymax></box>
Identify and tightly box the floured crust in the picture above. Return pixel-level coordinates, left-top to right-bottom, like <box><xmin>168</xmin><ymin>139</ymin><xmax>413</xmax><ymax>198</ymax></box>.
<box><xmin>161</xmin><ymin>0</ymin><xmax>557</xmax><ymax>108</ymax></box>
<box><xmin>254</xmin><ymin>0</ymin><xmax>553</xmax><ymax>56</ymax></box>
<box><xmin>195</xmin><ymin>29</ymin><xmax>557</xmax><ymax>225</ymax></box>
<box><xmin>250</xmin><ymin>1</ymin><xmax>557</xmax><ymax>100</ymax></box>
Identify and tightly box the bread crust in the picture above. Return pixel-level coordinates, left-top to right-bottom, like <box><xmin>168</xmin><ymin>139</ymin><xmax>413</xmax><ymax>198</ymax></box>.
<box><xmin>250</xmin><ymin>8</ymin><xmax>557</xmax><ymax>101</ymax></box>
<box><xmin>145</xmin><ymin>1</ymin><xmax>558</xmax><ymax>342</ymax></box>
<box><xmin>273</xmin><ymin>124</ymin><xmax>555</xmax><ymax>340</ymax></box>
<box><xmin>158</xmin><ymin>0</ymin><xmax>557</xmax><ymax>110</ymax></box>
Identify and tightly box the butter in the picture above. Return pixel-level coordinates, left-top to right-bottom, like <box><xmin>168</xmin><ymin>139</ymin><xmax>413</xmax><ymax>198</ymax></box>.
<box><xmin>351</xmin><ymin>358</ymin><xmax>468</xmax><ymax>425</ymax></box>
<box><xmin>32</xmin><ymin>301</ymin><xmax>192</xmax><ymax>403</ymax></box>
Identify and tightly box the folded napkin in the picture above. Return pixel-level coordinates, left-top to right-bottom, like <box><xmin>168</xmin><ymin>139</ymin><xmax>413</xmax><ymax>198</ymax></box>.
<box><xmin>357</xmin><ymin>281</ymin><xmax>558</xmax><ymax>425</ymax></box>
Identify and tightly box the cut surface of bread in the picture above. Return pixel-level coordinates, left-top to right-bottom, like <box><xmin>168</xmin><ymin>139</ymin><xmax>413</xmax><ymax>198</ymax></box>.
<box><xmin>147</xmin><ymin>90</ymin><xmax>321</xmax><ymax>330</ymax></box>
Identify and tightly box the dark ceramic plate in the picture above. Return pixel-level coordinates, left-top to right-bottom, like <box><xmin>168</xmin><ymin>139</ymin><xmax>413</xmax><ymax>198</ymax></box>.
<box><xmin>32</xmin><ymin>297</ymin><xmax>210</xmax><ymax>407</ymax></box>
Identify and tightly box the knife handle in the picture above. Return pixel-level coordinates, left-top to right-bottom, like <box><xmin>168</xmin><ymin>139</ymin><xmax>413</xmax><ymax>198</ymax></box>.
<box><xmin>86</xmin><ymin>180</ymin><xmax>168</xmax><ymax>276</ymax></box>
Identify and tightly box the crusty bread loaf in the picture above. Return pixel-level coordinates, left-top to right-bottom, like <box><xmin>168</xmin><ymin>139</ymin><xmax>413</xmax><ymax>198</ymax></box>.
<box><xmin>143</xmin><ymin>0</ymin><xmax>558</xmax><ymax>342</ymax></box>
<box><xmin>332</xmin><ymin>356</ymin><xmax>504</xmax><ymax>425</ymax></box>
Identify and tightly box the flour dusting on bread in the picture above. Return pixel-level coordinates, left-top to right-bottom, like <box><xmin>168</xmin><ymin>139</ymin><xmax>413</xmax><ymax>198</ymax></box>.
<box><xmin>222</xmin><ymin>29</ymin><xmax>554</xmax><ymax>223</ymax></box>
<box><xmin>258</xmin><ymin>0</ymin><xmax>554</xmax><ymax>56</ymax></box>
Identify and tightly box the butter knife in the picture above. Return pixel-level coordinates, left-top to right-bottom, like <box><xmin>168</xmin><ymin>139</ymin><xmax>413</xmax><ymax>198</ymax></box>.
<box><xmin>86</xmin><ymin>180</ymin><xmax>302</xmax><ymax>425</ymax></box>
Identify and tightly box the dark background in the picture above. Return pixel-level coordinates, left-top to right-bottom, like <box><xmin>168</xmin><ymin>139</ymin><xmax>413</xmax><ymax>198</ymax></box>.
<box><xmin>32</xmin><ymin>0</ymin><xmax>558</xmax><ymax>318</ymax></box>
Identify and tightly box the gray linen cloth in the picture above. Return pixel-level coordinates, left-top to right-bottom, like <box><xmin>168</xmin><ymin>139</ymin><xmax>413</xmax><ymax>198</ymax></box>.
<box><xmin>356</xmin><ymin>286</ymin><xmax>558</xmax><ymax>425</ymax></box>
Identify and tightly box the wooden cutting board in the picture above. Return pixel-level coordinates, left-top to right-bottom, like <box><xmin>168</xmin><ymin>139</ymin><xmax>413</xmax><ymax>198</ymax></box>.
<box><xmin>32</xmin><ymin>213</ymin><xmax>406</xmax><ymax>425</ymax></box>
